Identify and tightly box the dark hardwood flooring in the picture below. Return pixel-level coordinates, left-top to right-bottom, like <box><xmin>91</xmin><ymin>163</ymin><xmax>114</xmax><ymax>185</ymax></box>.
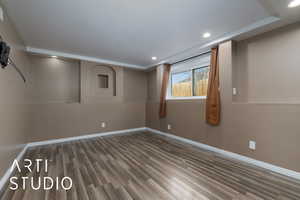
<box><xmin>1</xmin><ymin>132</ymin><xmax>300</xmax><ymax>200</ymax></box>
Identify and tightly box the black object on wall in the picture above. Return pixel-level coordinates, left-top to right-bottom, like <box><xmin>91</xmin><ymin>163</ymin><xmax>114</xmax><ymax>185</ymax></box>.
<box><xmin>0</xmin><ymin>41</ymin><xmax>10</xmax><ymax>67</ymax></box>
<box><xmin>0</xmin><ymin>40</ymin><xmax>26</xmax><ymax>82</ymax></box>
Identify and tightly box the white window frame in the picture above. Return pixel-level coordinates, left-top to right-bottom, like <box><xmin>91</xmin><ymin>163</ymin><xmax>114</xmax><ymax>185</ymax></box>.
<box><xmin>166</xmin><ymin>54</ymin><xmax>210</xmax><ymax>100</ymax></box>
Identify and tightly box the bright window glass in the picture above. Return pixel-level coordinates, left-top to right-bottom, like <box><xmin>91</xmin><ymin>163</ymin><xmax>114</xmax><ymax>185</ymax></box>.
<box><xmin>193</xmin><ymin>67</ymin><xmax>209</xmax><ymax>96</ymax></box>
<box><xmin>171</xmin><ymin>71</ymin><xmax>192</xmax><ymax>97</ymax></box>
<box><xmin>170</xmin><ymin>66</ymin><xmax>209</xmax><ymax>98</ymax></box>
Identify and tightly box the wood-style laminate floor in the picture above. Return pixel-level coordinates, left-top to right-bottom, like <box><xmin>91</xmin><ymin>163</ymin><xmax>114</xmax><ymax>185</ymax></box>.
<box><xmin>1</xmin><ymin>132</ymin><xmax>300</xmax><ymax>200</ymax></box>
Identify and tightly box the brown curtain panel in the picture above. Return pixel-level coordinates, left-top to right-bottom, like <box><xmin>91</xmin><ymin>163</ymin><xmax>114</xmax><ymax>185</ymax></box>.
<box><xmin>159</xmin><ymin>64</ymin><xmax>171</xmax><ymax>118</ymax></box>
<box><xmin>206</xmin><ymin>47</ymin><xmax>220</xmax><ymax>125</ymax></box>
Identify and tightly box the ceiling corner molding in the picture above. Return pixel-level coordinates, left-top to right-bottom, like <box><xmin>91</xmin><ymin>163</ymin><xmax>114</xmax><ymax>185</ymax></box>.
<box><xmin>25</xmin><ymin>47</ymin><xmax>145</xmax><ymax>70</ymax></box>
<box><xmin>146</xmin><ymin>16</ymin><xmax>280</xmax><ymax>69</ymax></box>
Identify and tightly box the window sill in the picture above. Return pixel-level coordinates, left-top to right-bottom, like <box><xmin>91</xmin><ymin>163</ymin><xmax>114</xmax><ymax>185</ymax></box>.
<box><xmin>166</xmin><ymin>96</ymin><xmax>206</xmax><ymax>101</ymax></box>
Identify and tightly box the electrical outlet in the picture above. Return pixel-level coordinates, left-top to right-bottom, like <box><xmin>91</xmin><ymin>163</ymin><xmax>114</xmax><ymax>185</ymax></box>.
<box><xmin>0</xmin><ymin>7</ymin><xmax>3</xmax><ymax>22</ymax></box>
<box><xmin>167</xmin><ymin>124</ymin><xmax>172</xmax><ymax>130</ymax></box>
<box><xmin>233</xmin><ymin>88</ymin><xmax>237</xmax><ymax>95</ymax></box>
<box><xmin>101</xmin><ymin>122</ymin><xmax>106</xmax><ymax>128</ymax></box>
<box><xmin>249</xmin><ymin>141</ymin><xmax>256</xmax><ymax>150</ymax></box>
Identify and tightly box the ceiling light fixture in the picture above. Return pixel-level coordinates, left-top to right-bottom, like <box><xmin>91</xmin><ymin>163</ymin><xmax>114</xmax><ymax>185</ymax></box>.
<box><xmin>152</xmin><ymin>56</ymin><xmax>157</xmax><ymax>60</ymax></box>
<box><xmin>203</xmin><ymin>32</ymin><xmax>211</xmax><ymax>38</ymax></box>
<box><xmin>288</xmin><ymin>0</ymin><xmax>300</xmax><ymax>8</ymax></box>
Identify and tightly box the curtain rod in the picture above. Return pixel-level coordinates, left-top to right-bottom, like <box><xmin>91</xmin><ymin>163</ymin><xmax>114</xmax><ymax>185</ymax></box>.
<box><xmin>171</xmin><ymin>50</ymin><xmax>211</xmax><ymax>65</ymax></box>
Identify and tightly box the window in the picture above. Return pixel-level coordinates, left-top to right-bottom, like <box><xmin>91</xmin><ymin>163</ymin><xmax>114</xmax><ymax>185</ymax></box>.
<box><xmin>167</xmin><ymin>54</ymin><xmax>210</xmax><ymax>100</ymax></box>
<box><xmin>193</xmin><ymin>67</ymin><xmax>209</xmax><ymax>96</ymax></box>
<box><xmin>171</xmin><ymin>71</ymin><xmax>192</xmax><ymax>97</ymax></box>
<box><xmin>98</xmin><ymin>74</ymin><xmax>109</xmax><ymax>88</ymax></box>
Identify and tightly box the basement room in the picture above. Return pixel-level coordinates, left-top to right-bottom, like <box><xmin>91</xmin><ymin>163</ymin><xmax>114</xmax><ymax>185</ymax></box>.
<box><xmin>0</xmin><ymin>0</ymin><xmax>300</xmax><ymax>199</ymax></box>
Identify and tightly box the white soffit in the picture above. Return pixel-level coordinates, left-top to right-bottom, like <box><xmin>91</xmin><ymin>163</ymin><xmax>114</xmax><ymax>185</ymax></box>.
<box><xmin>150</xmin><ymin>16</ymin><xmax>280</xmax><ymax>67</ymax></box>
<box><xmin>26</xmin><ymin>16</ymin><xmax>280</xmax><ymax>70</ymax></box>
<box><xmin>5</xmin><ymin>0</ymin><xmax>300</xmax><ymax>69</ymax></box>
<box><xmin>25</xmin><ymin>47</ymin><xmax>145</xmax><ymax>69</ymax></box>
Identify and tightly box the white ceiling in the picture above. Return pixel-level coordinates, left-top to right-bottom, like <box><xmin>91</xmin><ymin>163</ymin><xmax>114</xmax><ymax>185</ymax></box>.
<box><xmin>2</xmin><ymin>0</ymin><xmax>300</xmax><ymax>69</ymax></box>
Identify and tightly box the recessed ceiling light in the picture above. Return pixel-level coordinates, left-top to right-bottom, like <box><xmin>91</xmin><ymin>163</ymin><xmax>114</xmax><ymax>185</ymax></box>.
<box><xmin>288</xmin><ymin>0</ymin><xmax>300</xmax><ymax>8</ymax></box>
<box><xmin>51</xmin><ymin>55</ymin><xmax>57</xmax><ymax>58</ymax></box>
<box><xmin>203</xmin><ymin>32</ymin><xmax>211</xmax><ymax>38</ymax></box>
<box><xmin>152</xmin><ymin>57</ymin><xmax>157</xmax><ymax>60</ymax></box>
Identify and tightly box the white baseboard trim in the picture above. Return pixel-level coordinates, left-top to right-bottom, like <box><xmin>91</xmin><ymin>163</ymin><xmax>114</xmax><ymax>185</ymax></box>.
<box><xmin>1</xmin><ymin>126</ymin><xmax>299</xmax><ymax>193</ymax></box>
<box><xmin>0</xmin><ymin>144</ymin><xmax>29</xmax><ymax>192</ymax></box>
<box><xmin>0</xmin><ymin>127</ymin><xmax>147</xmax><ymax>192</ymax></box>
<box><xmin>146</xmin><ymin>127</ymin><xmax>300</xmax><ymax>180</ymax></box>
<box><xmin>28</xmin><ymin>127</ymin><xmax>147</xmax><ymax>148</ymax></box>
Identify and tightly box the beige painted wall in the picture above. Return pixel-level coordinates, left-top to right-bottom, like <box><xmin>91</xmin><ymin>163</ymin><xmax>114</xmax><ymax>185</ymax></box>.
<box><xmin>233</xmin><ymin>22</ymin><xmax>300</xmax><ymax>103</ymax></box>
<box><xmin>0</xmin><ymin>11</ymin><xmax>32</xmax><ymax>177</ymax></box>
<box><xmin>29</xmin><ymin>59</ymin><xmax>147</xmax><ymax>142</ymax></box>
<box><xmin>30</xmin><ymin>55</ymin><xmax>80</xmax><ymax>103</ymax></box>
<box><xmin>146</xmin><ymin>22</ymin><xmax>300</xmax><ymax>172</ymax></box>
<box><xmin>80</xmin><ymin>61</ymin><xmax>123</xmax><ymax>103</ymax></box>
